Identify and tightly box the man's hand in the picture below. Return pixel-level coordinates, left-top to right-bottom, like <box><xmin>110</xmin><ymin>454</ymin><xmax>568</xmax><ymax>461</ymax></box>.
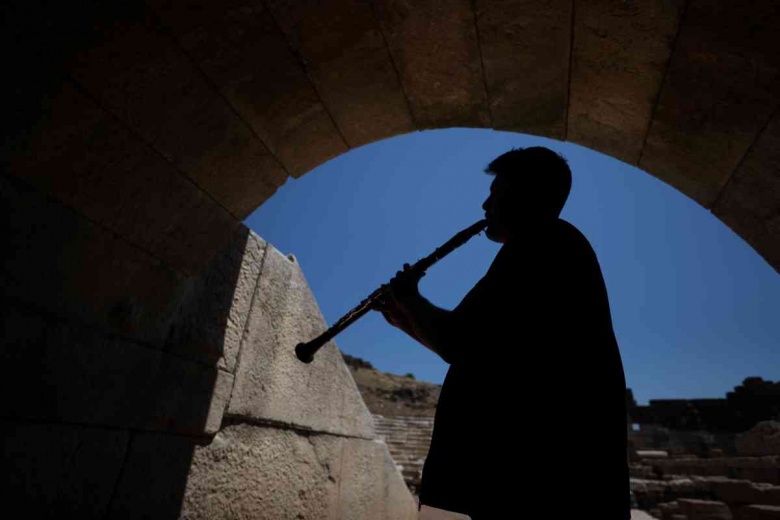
<box><xmin>374</xmin><ymin>264</ymin><xmax>424</xmax><ymax>330</ymax></box>
<box><xmin>372</xmin><ymin>264</ymin><xmax>455</xmax><ymax>363</ymax></box>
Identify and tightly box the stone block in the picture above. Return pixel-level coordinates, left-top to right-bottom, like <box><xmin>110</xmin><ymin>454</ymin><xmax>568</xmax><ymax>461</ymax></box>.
<box><xmin>227</xmin><ymin>245</ymin><xmax>375</xmax><ymax>438</ymax></box>
<box><xmin>0</xmin><ymin>174</ymin><xmax>186</xmax><ymax>347</ymax></box>
<box><xmin>0</xmin><ymin>419</ymin><xmax>129</xmax><ymax>518</ymax></box>
<box><xmin>712</xmin><ymin>114</ymin><xmax>780</xmax><ymax>273</ymax></box>
<box><xmin>736</xmin><ymin>468</ymin><xmax>780</xmax><ymax>486</ymax></box>
<box><xmin>639</xmin><ymin>450</ymin><xmax>670</xmax><ymax>459</ymax></box>
<box><xmin>0</xmin><ymin>302</ymin><xmax>232</xmax><ymax>435</ymax></box>
<box><xmin>678</xmin><ymin>498</ymin><xmax>733</xmax><ymax>520</ymax></box>
<box><xmin>475</xmin><ymin>0</ymin><xmax>572</xmax><ymax>138</ymax></box>
<box><xmin>170</xmin><ymin>423</ymin><xmax>415</xmax><ymax>520</ymax></box>
<box><xmin>179</xmin><ymin>424</ymin><xmax>341</xmax><ymax>519</ymax></box>
<box><xmin>733</xmin><ymin>505</ymin><xmax>780</xmax><ymax>520</ymax></box>
<box><xmin>106</xmin><ymin>432</ymin><xmax>199</xmax><ymax>519</ymax></box>
<box><xmin>148</xmin><ymin>0</ymin><xmax>348</xmax><ymax>178</ymax></box>
<box><xmin>64</xmin><ymin>3</ymin><xmax>287</xmax><ymax>218</ymax></box>
<box><xmin>265</xmin><ymin>0</ymin><xmax>415</xmax><ymax>147</ymax></box>
<box><xmin>712</xmin><ymin>479</ymin><xmax>761</xmax><ymax>505</ymax></box>
<box><xmin>568</xmin><ymin>0</ymin><xmax>684</xmax><ymax>163</ymax></box>
<box><xmin>757</xmin><ymin>487</ymin><xmax>780</xmax><ymax>507</ymax></box>
<box><xmin>639</xmin><ymin>0</ymin><xmax>780</xmax><ymax>207</ymax></box>
<box><xmin>167</xmin><ymin>227</ymin><xmax>266</xmax><ymax>371</ymax></box>
<box><xmin>631</xmin><ymin>511</ymin><xmax>660</xmax><ymax>520</ymax></box>
<box><xmin>4</xmin><ymin>80</ymin><xmax>238</xmax><ymax>276</ymax></box>
<box><xmin>735</xmin><ymin>422</ymin><xmax>780</xmax><ymax>457</ymax></box>
<box><xmin>659</xmin><ymin>500</ymin><xmax>682</xmax><ymax>520</ymax></box>
<box><xmin>372</xmin><ymin>0</ymin><xmax>490</xmax><ymax>129</ymax></box>
<box><xmin>337</xmin><ymin>438</ymin><xmax>417</xmax><ymax>520</ymax></box>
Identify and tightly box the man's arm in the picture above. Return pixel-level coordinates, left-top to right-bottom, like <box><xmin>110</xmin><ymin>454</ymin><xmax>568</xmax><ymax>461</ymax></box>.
<box><xmin>377</xmin><ymin>274</ymin><xmax>461</xmax><ymax>364</ymax></box>
<box><xmin>385</xmin><ymin>293</ymin><xmax>460</xmax><ymax>363</ymax></box>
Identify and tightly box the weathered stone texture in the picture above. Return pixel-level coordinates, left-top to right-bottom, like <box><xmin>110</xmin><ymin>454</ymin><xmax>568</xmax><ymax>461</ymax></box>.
<box><xmin>336</xmin><ymin>435</ymin><xmax>418</xmax><ymax>520</ymax></box>
<box><xmin>106</xmin><ymin>432</ymin><xmax>198</xmax><ymax>520</ymax></box>
<box><xmin>174</xmin><ymin>424</ymin><xmax>415</xmax><ymax>520</ymax></box>
<box><xmin>4</xmin><ymin>81</ymin><xmax>237</xmax><ymax>276</ymax></box>
<box><xmin>0</xmin><ymin>420</ymin><xmax>129</xmax><ymax>518</ymax></box>
<box><xmin>677</xmin><ymin>498</ymin><xmax>734</xmax><ymax>519</ymax></box>
<box><xmin>639</xmin><ymin>0</ymin><xmax>780</xmax><ymax>207</ymax></box>
<box><xmin>568</xmin><ymin>0</ymin><xmax>684</xmax><ymax>163</ymax></box>
<box><xmin>475</xmin><ymin>0</ymin><xmax>572</xmax><ymax>138</ymax></box>
<box><xmin>650</xmin><ymin>457</ymin><xmax>780</xmax><ymax>485</ymax></box>
<box><xmin>0</xmin><ymin>174</ymin><xmax>185</xmax><ymax>347</ymax></box>
<box><xmin>712</xmin><ymin>113</ymin><xmax>780</xmax><ymax>272</ymax></box>
<box><xmin>1</xmin><ymin>302</ymin><xmax>232</xmax><ymax>435</ymax></box>
<box><xmin>64</xmin><ymin>3</ymin><xmax>287</xmax><ymax>219</ymax></box>
<box><xmin>372</xmin><ymin>0</ymin><xmax>490</xmax><ymax>129</ymax></box>
<box><xmin>265</xmin><ymin>0</ymin><xmax>416</xmax><ymax>148</ymax></box>
<box><xmin>710</xmin><ymin>479</ymin><xmax>780</xmax><ymax>507</ymax></box>
<box><xmin>711</xmin><ymin>479</ymin><xmax>760</xmax><ymax>505</ymax></box>
<box><xmin>167</xmin><ymin>227</ymin><xmax>266</xmax><ymax>371</ymax></box>
<box><xmin>735</xmin><ymin>422</ymin><xmax>780</xmax><ymax>457</ymax></box>
<box><xmin>148</xmin><ymin>0</ymin><xmax>348</xmax><ymax>179</ymax></box>
<box><xmin>228</xmin><ymin>245</ymin><xmax>375</xmax><ymax>439</ymax></box>
<box><xmin>733</xmin><ymin>505</ymin><xmax>780</xmax><ymax>520</ymax></box>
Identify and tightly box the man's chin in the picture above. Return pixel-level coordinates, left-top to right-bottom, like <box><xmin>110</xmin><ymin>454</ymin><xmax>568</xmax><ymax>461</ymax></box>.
<box><xmin>485</xmin><ymin>226</ymin><xmax>507</xmax><ymax>243</ymax></box>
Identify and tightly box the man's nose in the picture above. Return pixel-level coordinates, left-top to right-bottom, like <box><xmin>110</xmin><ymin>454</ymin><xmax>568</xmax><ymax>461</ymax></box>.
<box><xmin>482</xmin><ymin>198</ymin><xmax>489</xmax><ymax>211</ymax></box>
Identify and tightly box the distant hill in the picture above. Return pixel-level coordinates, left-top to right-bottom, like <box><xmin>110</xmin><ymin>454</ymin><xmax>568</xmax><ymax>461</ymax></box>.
<box><xmin>342</xmin><ymin>354</ymin><xmax>440</xmax><ymax>417</ymax></box>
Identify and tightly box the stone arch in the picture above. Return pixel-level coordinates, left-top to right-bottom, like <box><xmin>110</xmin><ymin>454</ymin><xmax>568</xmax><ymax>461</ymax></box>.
<box><xmin>1</xmin><ymin>0</ymin><xmax>777</xmax><ymax>517</ymax></box>
<box><xmin>4</xmin><ymin>0</ymin><xmax>778</xmax><ymax>272</ymax></box>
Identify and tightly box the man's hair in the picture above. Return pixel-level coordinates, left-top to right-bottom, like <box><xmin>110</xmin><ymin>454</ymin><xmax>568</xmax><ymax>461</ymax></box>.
<box><xmin>484</xmin><ymin>146</ymin><xmax>572</xmax><ymax>217</ymax></box>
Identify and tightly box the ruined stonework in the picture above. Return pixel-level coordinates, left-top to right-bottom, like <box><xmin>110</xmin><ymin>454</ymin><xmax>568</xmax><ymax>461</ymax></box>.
<box><xmin>629</xmin><ymin>378</ymin><xmax>780</xmax><ymax>434</ymax></box>
<box><xmin>0</xmin><ymin>224</ymin><xmax>416</xmax><ymax>519</ymax></box>
<box><xmin>736</xmin><ymin>422</ymin><xmax>780</xmax><ymax>457</ymax></box>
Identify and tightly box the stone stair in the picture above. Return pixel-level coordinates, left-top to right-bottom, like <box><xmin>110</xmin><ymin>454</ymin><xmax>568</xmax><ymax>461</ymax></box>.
<box><xmin>630</xmin><ymin>455</ymin><xmax>780</xmax><ymax>520</ymax></box>
<box><xmin>373</xmin><ymin>415</ymin><xmax>435</xmax><ymax>492</ymax></box>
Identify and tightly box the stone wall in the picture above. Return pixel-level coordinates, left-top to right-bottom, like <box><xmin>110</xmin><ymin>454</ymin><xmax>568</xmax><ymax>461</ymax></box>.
<box><xmin>630</xmin><ymin>449</ymin><xmax>780</xmax><ymax>519</ymax></box>
<box><xmin>629</xmin><ymin>378</ymin><xmax>780</xmax><ymax>434</ymax></box>
<box><xmin>0</xmin><ymin>190</ymin><xmax>416</xmax><ymax>519</ymax></box>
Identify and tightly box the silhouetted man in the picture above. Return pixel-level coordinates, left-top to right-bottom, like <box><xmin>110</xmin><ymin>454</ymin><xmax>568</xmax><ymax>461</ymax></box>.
<box><xmin>377</xmin><ymin>147</ymin><xmax>629</xmax><ymax>519</ymax></box>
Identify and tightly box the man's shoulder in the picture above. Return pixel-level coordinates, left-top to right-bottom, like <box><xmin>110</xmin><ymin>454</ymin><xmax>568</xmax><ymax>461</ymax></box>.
<box><xmin>551</xmin><ymin>219</ymin><xmax>598</xmax><ymax>257</ymax></box>
<box><xmin>498</xmin><ymin>219</ymin><xmax>601</xmax><ymax>277</ymax></box>
<box><xmin>554</xmin><ymin>218</ymin><xmax>589</xmax><ymax>242</ymax></box>
<box><xmin>501</xmin><ymin>219</ymin><xmax>591</xmax><ymax>253</ymax></box>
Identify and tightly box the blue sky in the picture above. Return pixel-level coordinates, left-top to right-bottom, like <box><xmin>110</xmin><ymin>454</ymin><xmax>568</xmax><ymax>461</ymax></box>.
<box><xmin>245</xmin><ymin>128</ymin><xmax>779</xmax><ymax>405</ymax></box>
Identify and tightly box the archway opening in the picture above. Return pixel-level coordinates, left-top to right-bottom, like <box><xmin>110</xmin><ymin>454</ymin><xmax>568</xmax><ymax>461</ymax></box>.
<box><xmin>246</xmin><ymin>128</ymin><xmax>780</xmax><ymax>407</ymax></box>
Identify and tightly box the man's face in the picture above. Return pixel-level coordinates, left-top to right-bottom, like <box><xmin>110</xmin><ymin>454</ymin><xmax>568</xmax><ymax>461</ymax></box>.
<box><xmin>482</xmin><ymin>175</ymin><xmax>515</xmax><ymax>243</ymax></box>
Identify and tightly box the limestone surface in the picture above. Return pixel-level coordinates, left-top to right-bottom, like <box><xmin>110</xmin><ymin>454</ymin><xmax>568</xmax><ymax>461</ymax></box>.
<box><xmin>147</xmin><ymin>0</ymin><xmax>348</xmax><ymax>178</ymax></box>
<box><xmin>3</xmin><ymin>81</ymin><xmax>238</xmax><ymax>277</ymax></box>
<box><xmin>0</xmin><ymin>174</ymin><xmax>186</xmax><ymax>348</ymax></box>
<box><xmin>227</xmin><ymin>244</ymin><xmax>375</xmax><ymax>439</ymax></box>
<box><xmin>0</xmin><ymin>420</ymin><xmax>129</xmax><ymax>518</ymax></box>
<box><xmin>372</xmin><ymin>0</ymin><xmax>490</xmax><ymax>129</ymax></box>
<box><xmin>178</xmin><ymin>424</ymin><xmax>416</xmax><ymax>520</ymax></box>
<box><xmin>65</xmin><ymin>3</ymin><xmax>287</xmax><ymax>219</ymax></box>
<box><xmin>677</xmin><ymin>498</ymin><xmax>733</xmax><ymax>519</ymax></box>
<box><xmin>167</xmin><ymin>227</ymin><xmax>266</xmax><ymax>371</ymax></box>
<box><xmin>1</xmin><ymin>302</ymin><xmax>233</xmax><ymax>435</ymax></box>
<box><xmin>736</xmin><ymin>422</ymin><xmax>780</xmax><ymax>457</ymax></box>
<box><xmin>265</xmin><ymin>0</ymin><xmax>415</xmax><ymax>148</ymax></box>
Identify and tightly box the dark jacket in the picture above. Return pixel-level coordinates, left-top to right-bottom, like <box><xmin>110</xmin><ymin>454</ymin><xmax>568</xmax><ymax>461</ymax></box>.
<box><xmin>419</xmin><ymin>218</ymin><xmax>630</xmax><ymax>519</ymax></box>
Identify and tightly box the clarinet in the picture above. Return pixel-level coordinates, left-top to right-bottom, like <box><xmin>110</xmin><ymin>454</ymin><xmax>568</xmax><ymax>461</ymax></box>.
<box><xmin>295</xmin><ymin>219</ymin><xmax>488</xmax><ymax>363</ymax></box>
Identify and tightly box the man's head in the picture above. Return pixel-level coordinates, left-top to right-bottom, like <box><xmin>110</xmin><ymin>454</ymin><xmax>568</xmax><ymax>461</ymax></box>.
<box><xmin>481</xmin><ymin>146</ymin><xmax>572</xmax><ymax>242</ymax></box>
